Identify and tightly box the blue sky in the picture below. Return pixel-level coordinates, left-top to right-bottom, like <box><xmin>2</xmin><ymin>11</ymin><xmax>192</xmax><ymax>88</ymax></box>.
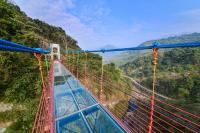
<box><xmin>14</xmin><ymin>0</ymin><xmax>200</xmax><ymax>49</ymax></box>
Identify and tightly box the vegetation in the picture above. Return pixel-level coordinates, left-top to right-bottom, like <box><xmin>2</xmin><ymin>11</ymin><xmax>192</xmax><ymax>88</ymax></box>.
<box><xmin>110</xmin><ymin>33</ymin><xmax>200</xmax><ymax>66</ymax></box>
<box><xmin>120</xmin><ymin>44</ymin><xmax>200</xmax><ymax>115</ymax></box>
<box><xmin>67</xmin><ymin>32</ymin><xmax>200</xmax><ymax>128</ymax></box>
<box><xmin>1</xmin><ymin>0</ymin><xmax>200</xmax><ymax>132</ymax></box>
<box><xmin>0</xmin><ymin>0</ymin><xmax>78</xmax><ymax>132</ymax></box>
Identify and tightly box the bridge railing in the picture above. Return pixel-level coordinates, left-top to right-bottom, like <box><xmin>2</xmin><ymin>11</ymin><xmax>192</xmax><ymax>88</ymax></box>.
<box><xmin>0</xmin><ymin>39</ymin><xmax>54</xmax><ymax>132</ymax></box>
<box><xmin>1</xmin><ymin>39</ymin><xmax>200</xmax><ymax>132</ymax></box>
<box><xmin>32</xmin><ymin>62</ymin><xmax>55</xmax><ymax>133</ymax></box>
<box><xmin>79</xmin><ymin>72</ymin><xmax>200</xmax><ymax>132</ymax></box>
<box><xmin>65</xmin><ymin>45</ymin><xmax>200</xmax><ymax>133</ymax></box>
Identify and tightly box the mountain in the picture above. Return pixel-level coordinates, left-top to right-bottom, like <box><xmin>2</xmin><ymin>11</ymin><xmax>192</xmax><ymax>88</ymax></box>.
<box><xmin>0</xmin><ymin>0</ymin><xmax>79</xmax><ymax>132</ymax></box>
<box><xmin>119</xmin><ymin>33</ymin><xmax>200</xmax><ymax>114</ymax></box>
<box><xmin>97</xmin><ymin>44</ymin><xmax>122</xmax><ymax>64</ymax></box>
<box><xmin>141</xmin><ymin>32</ymin><xmax>200</xmax><ymax>46</ymax></box>
<box><xmin>110</xmin><ymin>33</ymin><xmax>200</xmax><ymax>66</ymax></box>
<box><xmin>0</xmin><ymin>0</ymin><xmax>79</xmax><ymax>51</ymax></box>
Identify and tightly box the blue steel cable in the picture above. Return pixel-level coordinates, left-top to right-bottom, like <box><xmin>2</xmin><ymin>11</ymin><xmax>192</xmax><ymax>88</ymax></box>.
<box><xmin>65</xmin><ymin>42</ymin><xmax>200</xmax><ymax>53</ymax></box>
<box><xmin>0</xmin><ymin>44</ymin><xmax>38</xmax><ymax>53</ymax></box>
<box><xmin>0</xmin><ymin>39</ymin><xmax>49</xmax><ymax>54</ymax></box>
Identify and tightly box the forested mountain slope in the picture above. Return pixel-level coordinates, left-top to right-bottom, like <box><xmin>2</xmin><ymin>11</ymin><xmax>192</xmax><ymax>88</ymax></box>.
<box><xmin>142</xmin><ymin>32</ymin><xmax>200</xmax><ymax>46</ymax></box>
<box><xmin>0</xmin><ymin>0</ymin><xmax>78</xmax><ymax>132</ymax></box>
<box><xmin>110</xmin><ymin>33</ymin><xmax>200</xmax><ymax>66</ymax></box>
<box><xmin>120</xmin><ymin>37</ymin><xmax>200</xmax><ymax>114</ymax></box>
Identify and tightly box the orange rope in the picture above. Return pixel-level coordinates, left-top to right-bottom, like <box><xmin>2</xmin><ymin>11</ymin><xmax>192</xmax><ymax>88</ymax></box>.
<box><xmin>68</xmin><ymin>54</ymin><xmax>71</xmax><ymax>71</ymax></box>
<box><xmin>32</xmin><ymin>91</ymin><xmax>44</xmax><ymax>133</ymax></box>
<box><xmin>76</xmin><ymin>53</ymin><xmax>79</xmax><ymax>88</ymax></box>
<box><xmin>76</xmin><ymin>53</ymin><xmax>79</xmax><ymax>78</ymax></box>
<box><xmin>84</xmin><ymin>52</ymin><xmax>87</xmax><ymax>84</ymax></box>
<box><xmin>32</xmin><ymin>53</ymin><xmax>46</xmax><ymax>133</ymax></box>
<box><xmin>100</xmin><ymin>56</ymin><xmax>104</xmax><ymax>102</ymax></box>
<box><xmin>148</xmin><ymin>48</ymin><xmax>158</xmax><ymax>133</ymax></box>
<box><xmin>72</xmin><ymin>52</ymin><xmax>75</xmax><ymax>74</ymax></box>
<box><xmin>34</xmin><ymin>53</ymin><xmax>45</xmax><ymax>88</ymax></box>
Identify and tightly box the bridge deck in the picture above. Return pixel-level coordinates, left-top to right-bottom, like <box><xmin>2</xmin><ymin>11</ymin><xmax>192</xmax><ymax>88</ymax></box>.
<box><xmin>53</xmin><ymin>61</ymin><xmax>126</xmax><ymax>133</ymax></box>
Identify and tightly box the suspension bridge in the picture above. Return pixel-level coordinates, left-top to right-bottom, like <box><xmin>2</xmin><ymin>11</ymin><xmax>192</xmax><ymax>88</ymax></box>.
<box><xmin>0</xmin><ymin>39</ymin><xmax>200</xmax><ymax>133</ymax></box>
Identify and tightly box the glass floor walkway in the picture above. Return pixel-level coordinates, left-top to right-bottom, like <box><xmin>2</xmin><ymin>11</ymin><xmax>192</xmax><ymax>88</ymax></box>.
<box><xmin>53</xmin><ymin>61</ymin><xmax>126</xmax><ymax>133</ymax></box>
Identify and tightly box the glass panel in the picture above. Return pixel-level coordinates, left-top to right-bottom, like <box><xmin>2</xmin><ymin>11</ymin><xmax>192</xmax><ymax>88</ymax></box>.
<box><xmin>54</xmin><ymin>76</ymin><xmax>66</xmax><ymax>85</ymax></box>
<box><xmin>57</xmin><ymin>113</ymin><xmax>89</xmax><ymax>133</ymax></box>
<box><xmin>83</xmin><ymin>106</ymin><xmax>125</xmax><ymax>133</ymax></box>
<box><xmin>67</xmin><ymin>77</ymin><xmax>82</xmax><ymax>90</ymax></box>
<box><xmin>72</xmin><ymin>88</ymin><xmax>96</xmax><ymax>109</ymax></box>
<box><xmin>55</xmin><ymin>93</ymin><xmax>78</xmax><ymax>118</ymax></box>
<box><xmin>64</xmin><ymin>75</ymin><xmax>71</xmax><ymax>81</ymax></box>
<box><xmin>54</xmin><ymin>84</ymin><xmax>69</xmax><ymax>96</ymax></box>
<box><xmin>54</xmin><ymin>62</ymin><xmax>125</xmax><ymax>133</ymax></box>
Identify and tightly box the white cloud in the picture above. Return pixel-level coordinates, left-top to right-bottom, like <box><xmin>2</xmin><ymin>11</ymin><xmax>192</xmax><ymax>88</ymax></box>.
<box><xmin>13</xmin><ymin>1</ymin><xmax>200</xmax><ymax>50</ymax></box>
<box><xmin>178</xmin><ymin>8</ymin><xmax>200</xmax><ymax>19</ymax></box>
<box><xmin>128</xmin><ymin>8</ymin><xmax>200</xmax><ymax>44</ymax></box>
<box><xmin>163</xmin><ymin>8</ymin><xmax>200</xmax><ymax>35</ymax></box>
<box><xmin>13</xmin><ymin>0</ymin><xmax>163</xmax><ymax>49</ymax></box>
<box><xmin>14</xmin><ymin>0</ymin><xmax>113</xmax><ymax>49</ymax></box>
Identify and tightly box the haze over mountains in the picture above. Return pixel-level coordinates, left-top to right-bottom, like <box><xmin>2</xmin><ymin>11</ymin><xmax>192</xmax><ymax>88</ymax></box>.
<box><xmin>97</xmin><ymin>44</ymin><xmax>121</xmax><ymax>64</ymax></box>
<box><xmin>107</xmin><ymin>32</ymin><xmax>200</xmax><ymax>66</ymax></box>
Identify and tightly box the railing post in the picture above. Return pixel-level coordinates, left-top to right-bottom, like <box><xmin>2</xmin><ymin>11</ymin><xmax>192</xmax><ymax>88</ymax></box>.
<box><xmin>67</xmin><ymin>52</ymin><xmax>69</xmax><ymax>70</ymax></box>
<box><xmin>76</xmin><ymin>52</ymin><xmax>79</xmax><ymax>79</ymax></box>
<box><xmin>100</xmin><ymin>56</ymin><xmax>104</xmax><ymax>103</ymax></box>
<box><xmin>69</xmin><ymin>53</ymin><xmax>71</xmax><ymax>71</ymax></box>
<box><xmin>33</xmin><ymin>53</ymin><xmax>51</xmax><ymax>133</ymax></box>
<box><xmin>72</xmin><ymin>52</ymin><xmax>75</xmax><ymax>74</ymax></box>
<box><xmin>76</xmin><ymin>52</ymin><xmax>79</xmax><ymax>88</ymax></box>
<box><xmin>49</xmin><ymin>62</ymin><xmax>55</xmax><ymax>133</ymax></box>
<box><xmin>84</xmin><ymin>52</ymin><xmax>87</xmax><ymax>85</ymax></box>
<box><xmin>148</xmin><ymin>48</ymin><xmax>158</xmax><ymax>133</ymax></box>
<box><xmin>34</xmin><ymin>53</ymin><xmax>45</xmax><ymax>88</ymax></box>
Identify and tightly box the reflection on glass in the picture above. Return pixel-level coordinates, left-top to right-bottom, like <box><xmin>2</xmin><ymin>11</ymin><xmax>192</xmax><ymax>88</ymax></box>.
<box><xmin>67</xmin><ymin>78</ymin><xmax>82</xmax><ymax>90</ymax></box>
<box><xmin>58</xmin><ymin>113</ymin><xmax>89</xmax><ymax>133</ymax></box>
<box><xmin>73</xmin><ymin>88</ymin><xmax>96</xmax><ymax>109</ymax></box>
<box><xmin>54</xmin><ymin>62</ymin><xmax>125</xmax><ymax>133</ymax></box>
<box><xmin>83</xmin><ymin>106</ymin><xmax>124</xmax><ymax>133</ymax></box>
<box><xmin>56</xmin><ymin>93</ymin><xmax>78</xmax><ymax>118</ymax></box>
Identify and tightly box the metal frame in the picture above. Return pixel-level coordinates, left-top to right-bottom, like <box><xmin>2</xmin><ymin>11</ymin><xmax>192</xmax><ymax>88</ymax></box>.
<box><xmin>53</xmin><ymin>62</ymin><xmax>127</xmax><ymax>133</ymax></box>
<box><xmin>65</xmin><ymin>42</ymin><xmax>200</xmax><ymax>53</ymax></box>
<box><xmin>0</xmin><ymin>39</ymin><xmax>49</xmax><ymax>53</ymax></box>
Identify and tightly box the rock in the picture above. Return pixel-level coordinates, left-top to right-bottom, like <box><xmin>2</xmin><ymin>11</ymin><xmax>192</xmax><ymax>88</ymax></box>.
<box><xmin>0</xmin><ymin>128</ymin><xmax>6</xmax><ymax>133</ymax></box>
<box><xmin>0</xmin><ymin>102</ymin><xmax>13</xmax><ymax>112</ymax></box>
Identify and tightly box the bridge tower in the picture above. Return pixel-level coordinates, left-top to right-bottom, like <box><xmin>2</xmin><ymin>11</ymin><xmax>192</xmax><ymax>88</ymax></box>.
<box><xmin>50</xmin><ymin>44</ymin><xmax>61</xmax><ymax>60</ymax></box>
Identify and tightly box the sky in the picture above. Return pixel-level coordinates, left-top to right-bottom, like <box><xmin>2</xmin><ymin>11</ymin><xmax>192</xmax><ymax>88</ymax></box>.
<box><xmin>13</xmin><ymin>0</ymin><xmax>200</xmax><ymax>49</ymax></box>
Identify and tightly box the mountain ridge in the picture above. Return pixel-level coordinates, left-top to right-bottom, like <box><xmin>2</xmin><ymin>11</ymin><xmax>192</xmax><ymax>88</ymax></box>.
<box><xmin>109</xmin><ymin>32</ymin><xmax>200</xmax><ymax>66</ymax></box>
